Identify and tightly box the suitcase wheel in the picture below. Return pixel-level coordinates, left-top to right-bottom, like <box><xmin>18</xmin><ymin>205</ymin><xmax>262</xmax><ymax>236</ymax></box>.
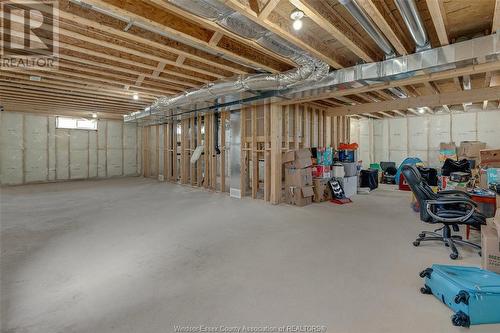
<box><xmin>449</xmin><ymin>252</ymin><xmax>459</xmax><ymax>260</ymax></box>
<box><xmin>451</xmin><ymin>311</ymin><xmax>470</xmax><ymax>328</ymax></box>
<box><xmin>420</xmin><ymin>285</ymin><xmax>432</xmax><ymax>295</ymax></box>
<box><xmin>413</xmin><ymin>241</ymin><xmax>420</xmax><ymax>246</ymax></box>
<box><xmin>454</xmin><ymin>291</ymin><xmax>470</xmax><ymax>305</ymax></box>
<box><xmin>419</xmin><ymin>268</ymin><xmax>433</xmax><ymax>278</ymax></box>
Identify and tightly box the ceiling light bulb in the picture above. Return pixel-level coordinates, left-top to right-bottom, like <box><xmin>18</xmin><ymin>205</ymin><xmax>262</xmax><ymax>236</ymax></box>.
<box><xmin>133</xmin><ymin>93</ymin><xmax>139</xmax><ymax>100</ymax></box>
<box><xmin>92</xmin><ymin>113</ymin><xmax>97</xmax><ymax>118</ymax></box>
<box><xmin>293</xmin><ymin>19</ymin><xmax>303</xmax><ymax>31</ymax></box>
<box><xmin>418</xmin><ymin>107</ymin><xmax>425</xmax><ymax>114</ymax></box>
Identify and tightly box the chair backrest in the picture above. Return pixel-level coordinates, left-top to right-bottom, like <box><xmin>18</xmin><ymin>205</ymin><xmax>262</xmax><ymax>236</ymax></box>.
<box><xmin>380</xmin><ymin>161</ymin><xmax>396</xmax><ymax>172</ymax></box>
<box><xmin>402</xmin><ymin>165</ymin><xmax>437</xmax><ymax>222</ymax></box>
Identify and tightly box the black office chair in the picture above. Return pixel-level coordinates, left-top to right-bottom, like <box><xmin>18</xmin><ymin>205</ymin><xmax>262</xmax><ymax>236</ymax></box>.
<box><xmin>402</xmin><ymin>165</ymin><xmax>486</xmax><ymax>260</ymax></box>
<box><xmin>380</xmin><ymin>162</ymin><xmax>397</xmax><ymax>184</ymax></box>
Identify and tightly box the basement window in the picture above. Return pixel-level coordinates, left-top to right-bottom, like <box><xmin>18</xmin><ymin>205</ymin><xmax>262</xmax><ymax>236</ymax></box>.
<box><xmin>56</xmin><ymin>116</ymin><xmax>97</xmax><ymax>130</ymax></box>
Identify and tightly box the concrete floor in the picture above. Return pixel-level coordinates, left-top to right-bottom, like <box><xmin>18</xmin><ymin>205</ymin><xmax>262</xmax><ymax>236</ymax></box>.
<box><xmin>1</xmin><ymin>178</ymin><xmax>499</xmax><ymax>333</ymax></box>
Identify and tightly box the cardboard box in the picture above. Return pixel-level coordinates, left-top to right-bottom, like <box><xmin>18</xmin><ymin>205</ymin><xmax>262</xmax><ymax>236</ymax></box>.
<box><xmin>481</xmin><ymin>214</ymin><xmax>500</xmax><ymax>274</ymax></box>
<box><xmin>283</xmin><ymin>149</ymin><xmax>312</xmax><ymax>169</ymax></box>
<box><xmin>458</xmin><ymin>141</ymin><xmax>486</xmax><ymax>159</ymax></box>
<box><xmin>285</xmin><ymin>167</ymin><xmax>312</xmax><ymax>187</ymax></box>
<box><xmin>284</xmin><ymin>185</ymin><xmax>314</xmax><ymax>207</ymax></box>
<box><xmin>480</xmin><ymin>149</ymin><xmax>500</xmax><ymax>168</ymax></box>
<box><xmin>312</xmin><ymin>178</ymin><xmax>328</xmax><ymax>202</ymax></box>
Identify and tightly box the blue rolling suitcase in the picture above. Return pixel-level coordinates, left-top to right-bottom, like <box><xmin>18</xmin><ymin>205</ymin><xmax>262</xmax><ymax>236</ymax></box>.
<box><xmin>419</xmin><ymin>264</ymin><xmax>500</xmax><ymax>327</ymax></box>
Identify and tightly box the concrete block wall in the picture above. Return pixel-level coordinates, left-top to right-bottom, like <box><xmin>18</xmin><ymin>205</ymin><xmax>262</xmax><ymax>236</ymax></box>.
<box><xmin>350</xmin><ymin>109</ymin><xmax>500</xmax><ymax>168</ymax></box>
<box><xmin>0</xmin><ymin>112</ymin><xmax>142</xmax><ymax>185</ymax></box>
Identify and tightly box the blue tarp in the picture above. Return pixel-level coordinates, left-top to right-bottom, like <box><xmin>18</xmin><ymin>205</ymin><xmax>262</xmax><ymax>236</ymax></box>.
<box><xmin>395</xmin><ymin>157</ymin><xmax>424</xmax><ymax>184</ymax></box>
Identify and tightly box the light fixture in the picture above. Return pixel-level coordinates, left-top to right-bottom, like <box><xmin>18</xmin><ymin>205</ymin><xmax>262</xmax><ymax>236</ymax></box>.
<box><xmin>290</xmin><ymin>8</ymin><xmax>305</xmax><ymax>20</ymax></box>
<box><xmin>133</xmin><ymin>93</ymin><xmax>139</xmax><ymax>100</ymax></box>
<box><xmin>292</xmin><ymin>19</ymin><xmax>303</xmax><ymax>31</ymax></box>
<box><xmin>92</xmin><ymin>112</ymin><xmax>97</xmax><ymax>118</ymax></box>
<box><xmin>290</xmin><ymin>8</ymin><xmax>304</xmax><ymax>31</ymax></box>
<box><xmin>417</xmin><ymin>107</ymin><xmax>426</xmax><ymax>114</ymax></box>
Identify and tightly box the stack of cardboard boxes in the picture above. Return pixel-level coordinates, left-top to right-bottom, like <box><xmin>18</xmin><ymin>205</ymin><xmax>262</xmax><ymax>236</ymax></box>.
<box><xmin>482</xmin><ymin>205</ymin><xmax>500</xmax><ymax>274</ymax></box>
<box><xmin>283</xmin><ymin>149</ymin><xmax>314</xmax><ymax>206</ymax></box>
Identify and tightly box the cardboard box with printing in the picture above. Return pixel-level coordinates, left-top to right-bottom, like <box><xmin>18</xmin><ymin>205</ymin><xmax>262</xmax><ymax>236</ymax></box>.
<box><xmin>284</xmin><ymin>185</ymin><xmax>314</xmax><ymax>207</ymax></box>
<box><xmin>312</xmin><ymin>178</ymin><xmax>332</xmax><ymax>203</ymax></box>
<box><xmin>480</xmin><ymin>149</ymin><xmax>500</xmax><ymax>168</ymax></box>
<box><xmin>283</xmin><ymin>149</ymin><xmax>312</xmax><ymax>169</ymax></box>
<box><xmin>458</xmin><ymin>141</ymin><xmax>486</xmax><ymax>160</ymax></box>
<box><xmin>285</xmin><ymin>168</ymin><xmax>312</xmax><ymax>187</ymax></box>
<box><xmin>481</xmin><ymin>213</ymin><xmax>500</xmax><ymax>274</ymax></box>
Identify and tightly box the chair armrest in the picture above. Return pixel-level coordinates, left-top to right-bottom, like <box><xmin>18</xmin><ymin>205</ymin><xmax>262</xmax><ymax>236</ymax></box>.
<box><xmin>425</xmin><ymin>199</ymin><xmax>476</xmax><ymax>223</ymax></box>
<box><xmin>438</xmin><ymin>190</ymin><xmax>472</xmax><ymax>198</ymax></box>
<box><xmin>435</xmin><ymin>196</ymin><xmax>477</xmax><ymax>207</ymax></box>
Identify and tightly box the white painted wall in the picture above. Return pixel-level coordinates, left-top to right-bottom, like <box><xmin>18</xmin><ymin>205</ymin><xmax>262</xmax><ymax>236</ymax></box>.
<box><xmin>0</xmin><ymin>112</ymin><xmax>141</xmax><ymax>185</ymax></box>
<box><xmin>350</xmin><ymin>109</ymin><xmax>500</xmax><ymax>168</ymax></box>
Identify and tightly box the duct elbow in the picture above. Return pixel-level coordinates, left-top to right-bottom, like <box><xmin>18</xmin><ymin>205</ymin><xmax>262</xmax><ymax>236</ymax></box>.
<box><xmin>395</xmin><ymin>0</ymin><xmax>430</xmax><ymax>51</ymax></box>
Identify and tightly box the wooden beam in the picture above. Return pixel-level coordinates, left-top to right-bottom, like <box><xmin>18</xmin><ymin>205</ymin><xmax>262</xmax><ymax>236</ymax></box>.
<box><xmin>355</xmin><ymin>0</ymin><xmax>408</xmax><ymax>55</ymax></box>
<box><xmin>208</xmin><ymin>31</ymin><xmax>224</xmax><ymax>46</ymax></box>
<box><xmin>55</xmin><ymin>4</ymin><xmax>250</xmax><ymax>75</ymax></box>
<box><xmin>270</xmin><ymin>103</ymin><xmax>282</xmax><ymax>204</ymax></box>
<box><xmin>426</xmin><ymin>0</ymin><xmax>449</xmax><ymax>45</ymax></box>
<box><xmin>494</xmin><ymin>0</ymin><xmax>500</xmax><ymax>32</ymax></box>
<box><xmin>323</xmin><ymin>85</ymin><xmax>500</xmax><ymax>116</ymax></box>
<box><xmin>289</xmin><ymin>0</ymin><xmax>375</xmax><ymax>62</ymax></box>
<box><xmin>83</xmin><ymin>0</ymin><xmax>286</xmax><ymax>73</ymax></box>
<box><xmin>259</xmin><ymin>0</ymin><xmax>281</xmax><ymax>20</ymax></box>
<box><xmin>223</xmin><ymin>0</ymin><xmax>345</xmax><ymax>68</ymax></box>
<box><xmin>147</xmin><ymin>0</ymin><xmax>295</xmax><ymax>68</ymax></box>
<box><xmin>379</xmin><ymin>111</ymin><xmax>394</xmax><ymax>118</ymax></box>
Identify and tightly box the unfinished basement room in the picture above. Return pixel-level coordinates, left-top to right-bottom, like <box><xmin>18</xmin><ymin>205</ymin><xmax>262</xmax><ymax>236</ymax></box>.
<box><xmin>2</xmin><ymin>0</ymin><xmax>500</xmax><ymax>332</ymax></box>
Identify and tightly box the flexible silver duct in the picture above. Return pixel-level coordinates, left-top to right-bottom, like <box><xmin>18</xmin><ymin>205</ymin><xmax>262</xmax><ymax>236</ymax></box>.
<box><xmin>338</xmin><ymin>0</ymin><xmax>395</xmax><ymax>57</ymax></box>
<box><xmin>125</xmin><ymin>0</ymin><xmax>329</xmax><ymax>122</ymax></box>
<box><xmin>395</xmin><ymin>0</ymin><xmax>430</xmax><ymax>51</ymax></box>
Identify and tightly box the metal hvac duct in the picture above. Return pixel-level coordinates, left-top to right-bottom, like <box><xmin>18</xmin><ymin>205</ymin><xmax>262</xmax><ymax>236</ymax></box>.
<box><xmin>125</xmin><ymin>0</ymin><xmax>329</xmax><ymax>122</ymax></box>
<box><xmin>282</xmin><ymin>32</ymin><xmax>500</xmax><ymax>102</ymax></box>
<box><xmin>338</xmin><ymin>0</ymin><xmax>395</xmax><ymax>57</ymax></box>
<box><xmin>395</xmin><ymin>0</ymin><xmax>430</xmax><ymax>51</ymax></box>
<box><xmin>127</xmin><ymin>32</ymin><xmax>500</xmax><ymax>124</ymax></box>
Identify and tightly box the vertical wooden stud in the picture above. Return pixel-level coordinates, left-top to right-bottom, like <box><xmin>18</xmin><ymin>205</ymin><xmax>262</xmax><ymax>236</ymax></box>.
<box><xmin>270</xmin><ymin>103</ymin><xmax>282</xmax><ymax>205</ymax></box>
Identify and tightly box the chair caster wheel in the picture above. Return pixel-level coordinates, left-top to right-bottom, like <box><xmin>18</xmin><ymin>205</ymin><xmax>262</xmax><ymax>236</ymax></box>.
<box><xmin>445</xmin><ymin>243</ymin><xmax>449</xmax><ymax>247</ymax></box>
<box><xmin>450</xmin><ymin>253</ymin><xmax>459</xmax><ymax>260</ymax></box>
<box><xmin>478</xmin><ymin>251</ymin><xmax>482</xmax><ymax>257</ymax></box>
<box><xmin>413</xmin><ymin>241</ymin><xmax>420</xmax><ymax>246</ymax></box>
<box><xmin>419</xmin><ymin>233</ymin><xmax>426</xmax><ymax>238</ymax></box>
<box><xmin>420</xmin><ymin>285</ymin><xmax>432</xmax><ymax>294</ymax></box>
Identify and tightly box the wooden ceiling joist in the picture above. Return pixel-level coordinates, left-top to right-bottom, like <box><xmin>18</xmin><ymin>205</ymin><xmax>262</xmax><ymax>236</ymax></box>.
<box><xmin>259</xmin><ymin>0</ymin><xmax>282</xmax><ymax>20</ymax></box>
<box><xmin>289</xmin><ymin>0</ymin><xmax>376</xmax><ymax>62</ymax></box>
<box><xmin>426</xmin><ymin>0</ymin><xmax>449</xmax><ymax>46</ymax></box>
<box><xmin>77</xmin><ymin>0</ymin><xmax>287</xmax><ymax>73</ymax></box>
<box><xmin>0</xmin><ymin>74</ymin><xmax>158</xmax><ymax>101</ymax></box>
<box><xmin>324</xmin><ymin>85</ymin><xmax>500</xmax><ymax>116</ymax></box>
<box><xmin>355</xmin><ymin>0</ymin><xmax>409</xmax><ymax>55</ymax></box>
<box><xmin>494</xmin><ymin>0</ymin><xmax>500</xmax><ymax>32</ymax></box>
<box><xmin>222</xmin><ymin>0</ymin><xmax>345</xmax><ymax>68</ymax></box>
<box><xmin>57</xmin><ymin>2</ymin><xmax>251</xmax><ymax>75</ymax></box>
